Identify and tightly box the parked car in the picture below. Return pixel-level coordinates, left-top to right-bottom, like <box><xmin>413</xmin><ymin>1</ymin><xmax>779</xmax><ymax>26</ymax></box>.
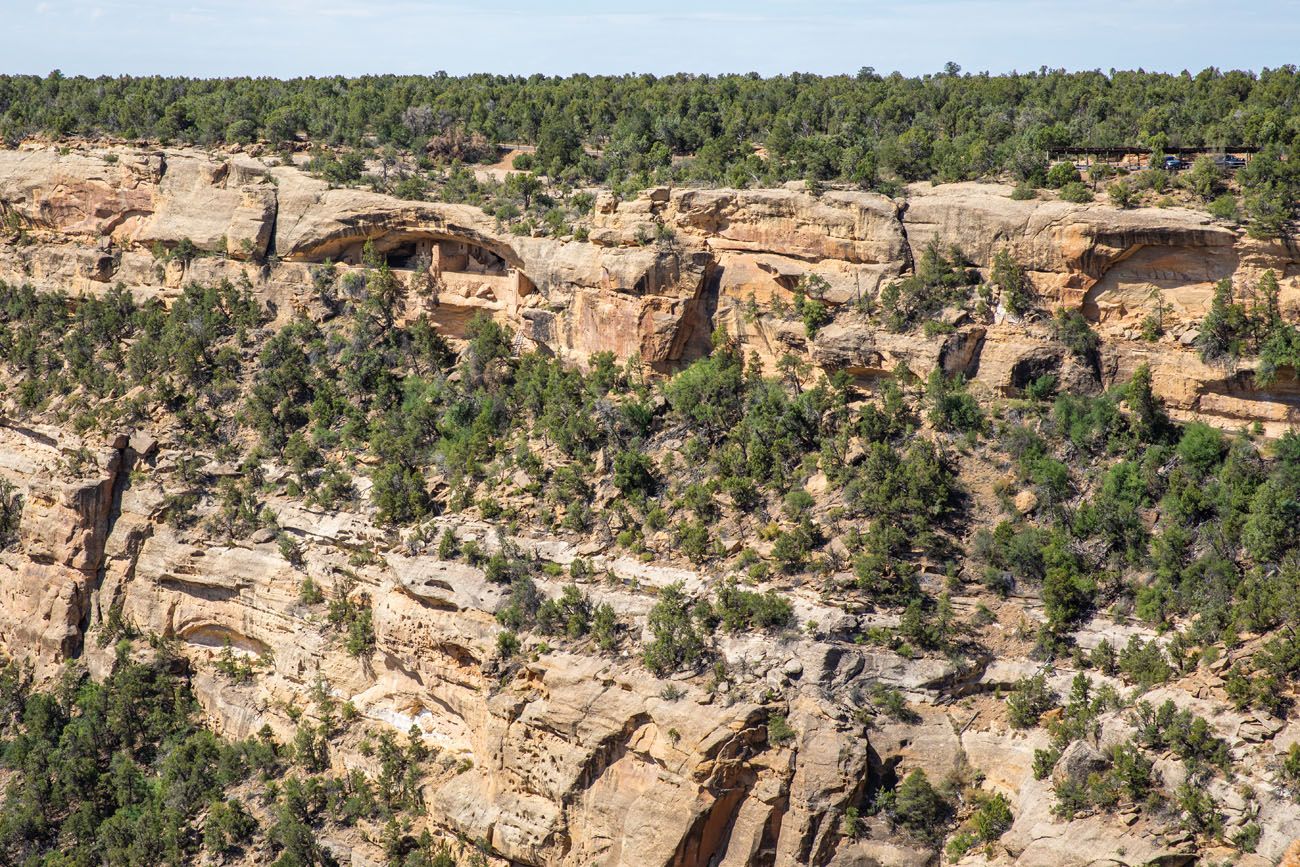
<box><xmin>1161</xmin><ymin>156</ymin><xmax>1188</xmax><ymax>171</ymax></box>
<box><xmin>1212</xmin><ymin>154</ymin><xmax>1247</xmax><ymax>169</ymax></box>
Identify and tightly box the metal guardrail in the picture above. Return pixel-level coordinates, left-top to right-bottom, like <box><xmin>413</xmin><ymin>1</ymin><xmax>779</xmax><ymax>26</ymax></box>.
<box><xmin>1047</xmin><ymin>146</ymin><xmax>1260</xmax><ymax>157</ymax></box>
<box><xmin>1051</xmin><ymin>148</ymin><xmax>1253</xmax><ymax>173</ymax></box>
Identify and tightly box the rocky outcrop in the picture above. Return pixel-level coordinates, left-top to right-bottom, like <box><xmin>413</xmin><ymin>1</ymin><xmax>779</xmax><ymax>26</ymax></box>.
<box><xmin>0</xmin><ymin>146</ymin><xmax>717</xmax><ymax>370</ymax></box>
<box><xmin>0</xmin><ymin>148</ymin><xmax>159</xmax><ymax>237</ymax></box>
<box><xmin>4</xmin><ymin>144</ymin><xmax>1300</xmax><ymax>429</ymax></box>
<box><xmin>0</xmin><ymin>422</ymin><xmax>122</xmax><ymax>660</ymax></box>
<box><xmin>905</xmin><ymin>182</ymin><xmax>1240</xmax><ymax>276</ymax></box>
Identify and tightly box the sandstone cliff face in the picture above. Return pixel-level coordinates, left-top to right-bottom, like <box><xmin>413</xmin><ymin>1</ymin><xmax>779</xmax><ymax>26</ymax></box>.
<box><xmin>0</xmin><ymin>423</ymin><xmax>120</xmax><ymax>661</ymax></box>
<box><xmin>5</xmin><ymin>144</ymin><xmax>1298</xmax><ymax>432</ymax></box>
<box><xmin>3</xmin><ymin>144</ymin><xmax>1300</xmax><ymax>866</ymax></box>
<box><xmin>1</xmin><ymin>418</ymin><xmax>1294</xmax><ymax>867</ymax></box>
<box><xmin>0</xmin><ymin>418</ymin><xmax>886</xmax><ymax>867</ymax></box>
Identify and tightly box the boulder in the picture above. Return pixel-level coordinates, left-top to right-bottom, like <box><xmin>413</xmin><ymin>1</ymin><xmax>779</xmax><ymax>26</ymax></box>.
<box><xmin>1055</xmin><ymin>740</ymin><xmax>1109</xmax><ymax>784</ymax></box>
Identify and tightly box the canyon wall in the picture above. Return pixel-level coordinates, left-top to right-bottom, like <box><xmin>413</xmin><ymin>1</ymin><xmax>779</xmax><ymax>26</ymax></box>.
<box><xmin>2</xmin><ymin>144</ymin><xmax>1300</xmax><ymax>866</ymax></box>
<box><xmin>3</xmin><ymin>145</ymin><xmax>1298</xmax><ymax>434</ymax></box>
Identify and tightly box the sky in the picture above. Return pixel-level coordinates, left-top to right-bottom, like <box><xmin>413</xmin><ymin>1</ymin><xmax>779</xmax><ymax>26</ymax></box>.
<box><xmin>5</xmin><ymin>0</ymin><xmax>1300</xmax><ymax>78</ymax></box>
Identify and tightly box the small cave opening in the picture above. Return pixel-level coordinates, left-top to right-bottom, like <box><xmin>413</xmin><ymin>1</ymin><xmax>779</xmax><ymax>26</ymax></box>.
<box><xmin>384</xmin><ymin>241</ymin><xmax>422</xmax><ymax>270</ymax></box>
<box><xmin>1009</xmin><ymin>351</ymin><xmax>1064</xmax><ymax>393</ymax></box>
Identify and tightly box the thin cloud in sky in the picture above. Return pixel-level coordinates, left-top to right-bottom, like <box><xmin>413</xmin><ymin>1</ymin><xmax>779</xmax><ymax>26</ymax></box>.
<box><xmin>4</xmin><ymin>0</ymin><xmax>1300</xmax><ymax>76</ymax></box>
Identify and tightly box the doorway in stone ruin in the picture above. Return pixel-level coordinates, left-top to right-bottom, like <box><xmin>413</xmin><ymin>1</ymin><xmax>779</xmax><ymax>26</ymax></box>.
<box><xmin>383</xmin><ymin>241</ymin><xmax>422</xmax><ymax>270</ymax></box>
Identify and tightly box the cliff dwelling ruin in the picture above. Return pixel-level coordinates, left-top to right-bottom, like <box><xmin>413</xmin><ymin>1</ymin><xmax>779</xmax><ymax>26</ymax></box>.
<box><xmin>324</xmin><ymin>233</ymin><xmax>537</xmax><ymax>331</ymax></box>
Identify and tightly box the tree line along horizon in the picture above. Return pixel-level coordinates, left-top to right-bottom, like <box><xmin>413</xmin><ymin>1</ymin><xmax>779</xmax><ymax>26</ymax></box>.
<box><xmin>1</xmin><ymin>68</ymin><xmax>1299</xmax><ymax>227</ymax></box>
